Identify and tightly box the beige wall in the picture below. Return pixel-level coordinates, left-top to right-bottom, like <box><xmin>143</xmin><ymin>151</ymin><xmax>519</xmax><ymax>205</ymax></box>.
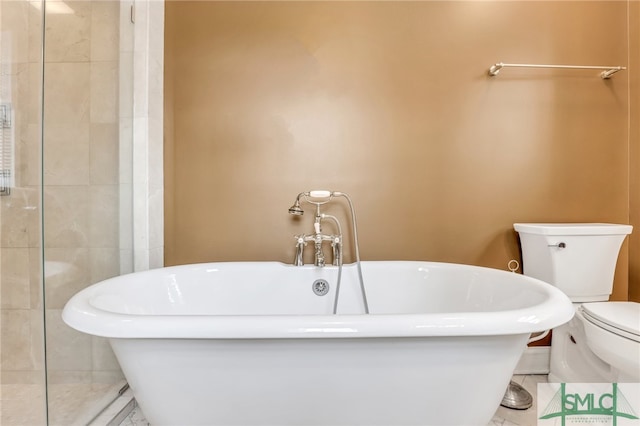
<box><xmin>629</xmin><ymin>0</ymin><xmax>640</xmax><ymax>303</ymax></box>
<box><xmin>165</xmin><ymin>1</ymin><xmax>635</xmax><ymax>301</ymax></box>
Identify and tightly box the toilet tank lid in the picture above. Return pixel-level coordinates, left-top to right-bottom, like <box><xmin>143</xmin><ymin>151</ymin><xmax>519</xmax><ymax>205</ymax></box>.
<box><xmin>514</xmin><ymin>223</ymin><xmax>633</xmax><ymax>236</ymax></box>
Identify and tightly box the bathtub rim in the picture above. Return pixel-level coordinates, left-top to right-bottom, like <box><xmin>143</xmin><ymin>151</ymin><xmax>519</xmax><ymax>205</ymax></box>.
<box><xmin>62</xmin><ymin>260</ymin><xmax>575</xmax><ymax>339</ymax></box>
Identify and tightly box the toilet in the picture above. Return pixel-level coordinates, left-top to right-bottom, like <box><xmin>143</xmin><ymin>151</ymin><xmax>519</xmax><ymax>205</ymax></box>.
<box><xmin>514</xmin><ymin>223</ymin><xmax>639</xmax><ymax>383</ymax></box>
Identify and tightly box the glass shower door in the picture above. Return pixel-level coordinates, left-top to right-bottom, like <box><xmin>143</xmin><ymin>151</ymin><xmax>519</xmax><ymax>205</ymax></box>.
<box><xmin>41</xmin><ymin>0</ymin><xmax>134</xmax><ymax>424</ymax></box>
<box><xmin>0</xmin><ymin>0</ymin><xmax>134</xmax><ymax>422</ymax></box>
<box><xmin>0</xmin><ymin>0</ymin><xmax>47</xmax><ymax>424</ymax></box>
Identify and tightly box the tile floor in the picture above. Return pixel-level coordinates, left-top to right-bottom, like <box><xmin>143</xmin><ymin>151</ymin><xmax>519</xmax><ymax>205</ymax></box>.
<box><xmin>119</xmin><ymin>374</ymin><xmax>547</xmax><ymax>426</ymax></box>
<box><xmin>1</xmin><ymin>381</ymin><xmax>125</xmax><ymax>426</ymax></box>
<box><xmin>0</xmin><ymin>375</ymin><xmax>546</xmax><ymax>425</ymax></box>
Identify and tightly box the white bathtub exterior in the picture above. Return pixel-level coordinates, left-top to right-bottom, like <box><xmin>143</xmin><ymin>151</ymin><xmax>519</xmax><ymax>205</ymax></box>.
<box><xmin>63</xmin><ymin>261</ymin><xmax>574</xmax><ymax>425</ymax></box>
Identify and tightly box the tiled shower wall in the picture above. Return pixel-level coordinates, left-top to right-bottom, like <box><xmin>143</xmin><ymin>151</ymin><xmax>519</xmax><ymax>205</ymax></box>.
<box><xmin>1</xmin><ymin>0</ymin><xmax>130</xmax><ymax>398</ymax></box>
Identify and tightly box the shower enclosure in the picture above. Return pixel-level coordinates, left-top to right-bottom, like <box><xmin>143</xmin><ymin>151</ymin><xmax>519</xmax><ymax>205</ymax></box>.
<box><xmin>0</xmin><ymin>0</ymin><xmax>135</xmax><ymax>424</ymax></box>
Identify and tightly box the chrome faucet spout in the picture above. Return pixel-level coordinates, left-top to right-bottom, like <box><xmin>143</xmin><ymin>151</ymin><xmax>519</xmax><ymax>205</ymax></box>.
<box><xmin>293</xmin><ymin>236</ymin><xmax>305</xmax><ymax>266</ymax></box>
<box><xmin>332</xmin><ymin>236</ymin><xmax>342</xmax><ymax>266</ymax></box>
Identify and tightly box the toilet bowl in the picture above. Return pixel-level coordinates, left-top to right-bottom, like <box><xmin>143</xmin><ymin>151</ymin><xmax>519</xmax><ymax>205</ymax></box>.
<box><xmin>514</xmin><ymin>223</ymin><xmax>638</xmax><ymax>383</ymax></box>
<box><xmin>580</xmin><ymin>301</ymin><xmax>640</xmax><ymax>382</ymax></box>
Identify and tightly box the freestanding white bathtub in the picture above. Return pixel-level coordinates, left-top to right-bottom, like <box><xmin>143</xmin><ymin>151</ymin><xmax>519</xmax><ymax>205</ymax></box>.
<box><xmin>63</xmin><ymin>261</ymin><xmax>573</xmax><ymax>426</ymax></box>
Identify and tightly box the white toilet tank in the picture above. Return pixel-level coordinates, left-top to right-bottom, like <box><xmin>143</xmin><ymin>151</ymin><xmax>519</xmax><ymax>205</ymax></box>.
<box><xmin>514</xmin><ymin>223</ymin><xmax>632</xmax><ymax>302</ymax></box>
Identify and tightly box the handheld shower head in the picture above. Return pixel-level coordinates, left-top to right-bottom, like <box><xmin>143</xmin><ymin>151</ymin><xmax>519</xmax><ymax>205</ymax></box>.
<box><xmin>288</xmin><ymin>200</ymin><xmax>304</xmax><ymax>215</ymax></box>
<box><xmin>288</xmin><ymin>192</ymin><xmax>307</xmax><ymax>215</ymax></box>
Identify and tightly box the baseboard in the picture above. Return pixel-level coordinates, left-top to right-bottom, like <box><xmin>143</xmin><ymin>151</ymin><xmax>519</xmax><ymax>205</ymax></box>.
<box><xmin>514</xmin><ymin>346</ymin><xmax>550</xmax><ymax>375</ymax></box>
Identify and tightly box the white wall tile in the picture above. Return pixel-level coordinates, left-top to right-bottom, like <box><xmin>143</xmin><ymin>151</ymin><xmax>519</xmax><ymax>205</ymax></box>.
<box><xmin>43</xmin><ymin>248</ymin><xmax>89</xmax><ymax>309</ymax></box>
<box><xmin>43</xmin><ymin>123</ymin><xmax>90</xmax><ymax>186</ymax></box>
<box><xmin>89</xmin><ymin>247</ymin><xmax>120</xmax><ymax>283</ymax></box>
<box><xmin>91</xmin><ymin>1</ymin><xmax>120</xmax><ymax>62</ymax></box>
<box><xmin>45</xmin><ymin>309</ymin><xmax>92</xmax><ymax>371</ymax></box>
<box><xmin>90</xmin><ymin>123</ymin><xmax>119</xmax><ymax>185</ymax></box>
<box><xmin>43</xmin><ymin>186</ymin><xmax>89</xmax><ymax>248</ymax></box>
<box><xmin>90</xmin><ymin>61</ymin><xmax>118</xmax><ymax>124</ymax></box>
<box><xmin>44</xmin><ymin>1</ymin><xmax>91</xmax><ymax>63</ymax></box>
<box><xmin>1</xmin><ymin>248</ymin><xmax>31</xmax><ymax>309</ymax></box>
<box><xmin>44</xmin><ymin>62</ymin><xmax>90</xmax><ymax>125</ymax></box>
<box><xmin>89</xmin><ymin>185</ymin><xmax>119</xmax><ymax>248</ymax></box>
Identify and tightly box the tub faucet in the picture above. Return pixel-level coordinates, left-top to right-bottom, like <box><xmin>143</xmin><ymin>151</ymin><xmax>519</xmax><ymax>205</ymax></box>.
<box><xmin>288</xmin><ymin>191</ymin><xmax>342</xmax><ymax>267</ymax></box>
<box><xmin>292</xmin><ymin>215</ymin><xmax>339</xmax><ymax>266</ymax></box>
<box><xmin>287</xmin><ymin>190</ymin><xmax>369</xmax><ymax>314</ymax></box>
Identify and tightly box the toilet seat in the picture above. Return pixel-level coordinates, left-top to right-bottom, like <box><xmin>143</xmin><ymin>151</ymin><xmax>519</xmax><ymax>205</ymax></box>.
<box><xmin>581</xmin><ymin>302</ymin><xmax>640</xmax><ymax>343</ymax></box>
